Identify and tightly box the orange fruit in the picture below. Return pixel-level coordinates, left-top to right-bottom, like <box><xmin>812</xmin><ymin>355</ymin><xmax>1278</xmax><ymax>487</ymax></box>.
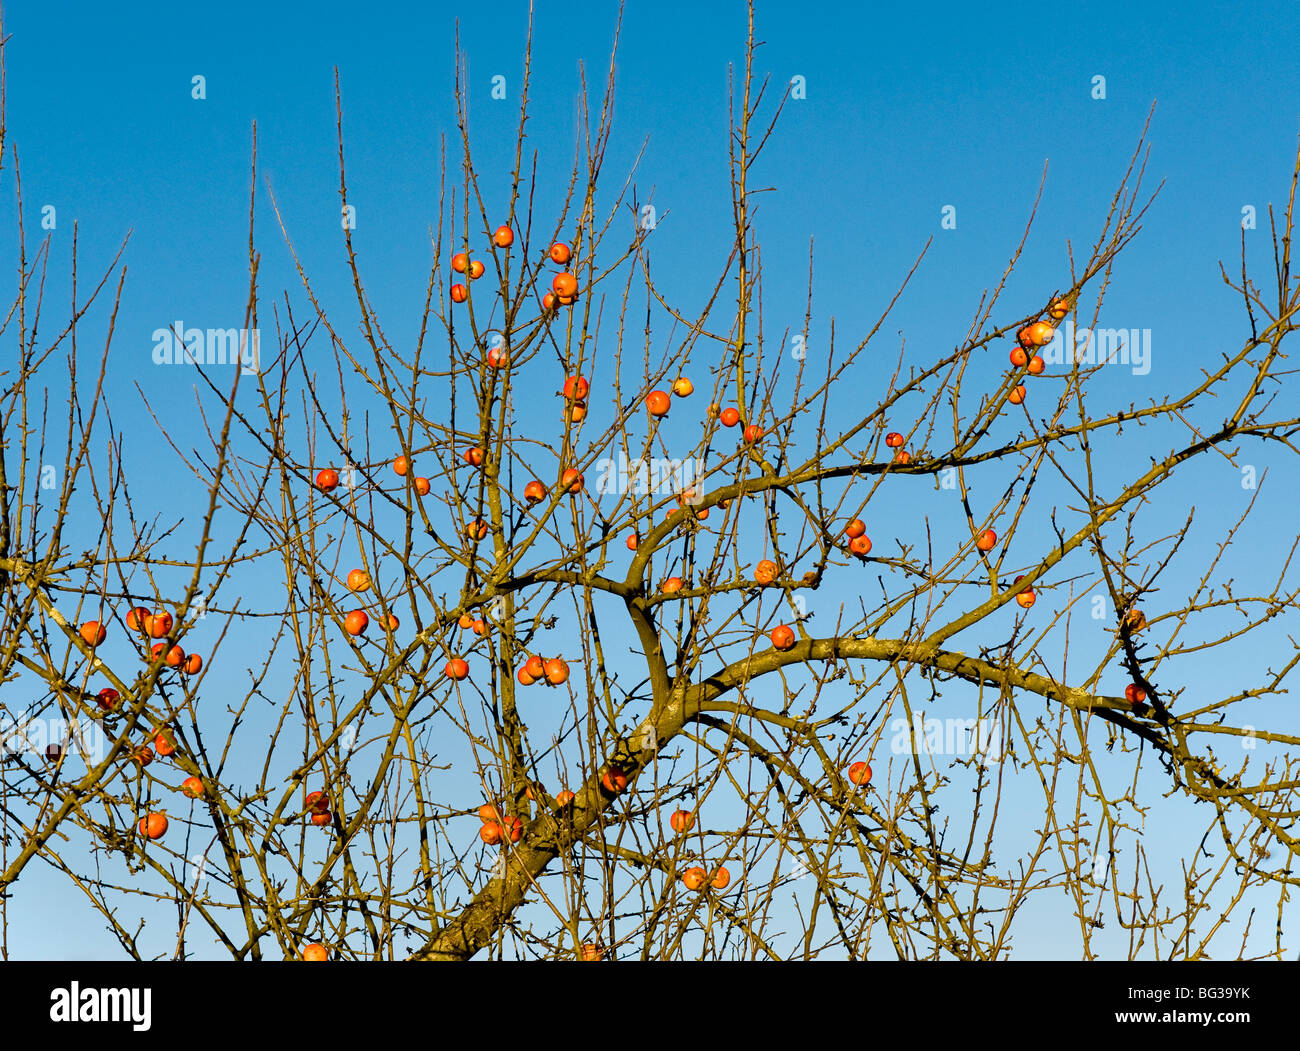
<box><xmin>314</xmin><ymin>469</ymin><xmax>339</xmax><ymax>492</ymax></box>
<box><xmin>79</xmin><ymin>621</ymin><xmax>107</xmax><ymax>647</ymax></box>
<box><xmin>769</xmin><ymin>624</ymin><xmax>796</xmax><ymax>650</ymax></box>
<box><xmin>844</xmin><ymin>519</ymin><xmax>866</xmax><ymax>539</ymax></box>
<box><xmin>848</xmin><ymin>761</ymin><xmax>872</xmax><ymax>785</ymax></box>
<box><xmin>450</xmin><ymin>283</ymin><xmax>468</xmax><ymax>303</ymax></box>
<box><xmin>719</xmin><ymin>407</ymin><xmax>741</xmax><ymax>427</ymax></box>
<box><xmin>549</xmin><ymin>243</ymin><xmax>572</xmax><ymax>265</ymax></box>
<box><xmin>672</xmin><ymin>377</ymin><xmax>694</xmax><ymax>396</ymax></box>
<box><xmin>138</xmin><ymin>812</ymin><xmax>168</xmax><ymax>840</ymax></box>
<box><xmin>444</xmin><ymin>658</ymin><xmax>470</xmax><ymax>681</ymax></box>
<box><xmin>493</xmin><ymin>225</ymin><xmax>514</xmax><ymax>248</ymax></box>
<box><xmin>645</xmin><ymin>390</ymin><xmax>671</xmax><ymax>417</ymax></box>
<box><xmin>669</xmin><ymin>809</ymin><xmax>695</xmax><ymax>833</ymax></box>
<box><xmin>754</xmin><ymin>559</ymin><xmax>778</xmax><ymax>585</ymax></box>
<box><xmin>682</xmin><ymin>866</ymin><xmax>707</xmax><ymax>891</ymax></box>
<box><xmin>344</xmin><ymin>610</ymin><xmax>369</xmax><ymax>636</ymax></box>
<box><xmin>975</xmin><ymin>529</ymin><xmax>997</xmax><ymax>552</ymax></box>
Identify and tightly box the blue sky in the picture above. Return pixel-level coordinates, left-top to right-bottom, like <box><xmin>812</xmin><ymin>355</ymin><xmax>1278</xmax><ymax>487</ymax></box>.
<box><xmin>3</xmin><ymin>1</ymin><xmax>1299</xmax><ymax>959</ymax></box>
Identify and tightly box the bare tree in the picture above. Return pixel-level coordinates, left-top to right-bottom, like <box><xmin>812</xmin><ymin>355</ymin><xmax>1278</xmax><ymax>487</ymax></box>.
<box><xmin>2</xmin><ymin>3</ymin><xmax>1299</xmax><ymax>961</ymax></box>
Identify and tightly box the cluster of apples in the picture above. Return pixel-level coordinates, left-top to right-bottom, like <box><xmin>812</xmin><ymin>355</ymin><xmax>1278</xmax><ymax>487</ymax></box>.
<box><xmin>682</xmin><ymin>865</ymin><xmax>731</xmax><ymax>891</ymax></box>
<box><xmin>305</xmin><ymin>789</ymin><xmax>334</xmax><ymax>828</ymax></box>
<box><xmin>476</xmin><ymin>803</ymin><xmax>523</xmax><ymax>845</ymax></box>
<box><xmin>338</xmin><ymin>568</ymin><xmax>400</xmax><ymax>640</ymax></box>
<box><xmin>79</xmin><ymin>607</ymin><xmax>205</xmax><ymax>677</ymax></box>
<box><xmin>449</xmin><ymin>224</ymin><xmax>516</xmax><ymax>303</ymax></box>
<box><xmin>1006</xmin><ymin>295</ymin><xmax>1072</xmax><ymax>406</ymax></box>
<box><xmin>516</xmin><ymin>655</ymin><xmax>570</xmax><ymax>686</ymax></box>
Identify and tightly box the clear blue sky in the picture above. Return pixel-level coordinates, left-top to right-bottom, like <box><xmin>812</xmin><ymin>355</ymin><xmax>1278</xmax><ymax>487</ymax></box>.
<box><xmin>3</xmin><ymin>1</ymin><xmax>1299</xmax><ymax>958</ymax></box>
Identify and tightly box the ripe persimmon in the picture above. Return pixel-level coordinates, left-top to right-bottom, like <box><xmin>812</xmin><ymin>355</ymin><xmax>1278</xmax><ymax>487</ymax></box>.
<box><xmin>465</xmin><ymin>519</ymin><xmax>489</xmax><ymax>541</ymax></box>
<box><xmin>467</xmin><ymin>259</ymin><xmax>485</xmax><ymax>280</ymax></box>
<box><xmin>182</xmin><ymin>653</ymin><xmax>203</xmax><ymax>675</ymax></box>
<box><xmin>393</xmin><ymin>456</ymin><xmax>409</xmax><ymax>476</ymax></box>
<box><xmin>626</xmin><ymin>533</ymin><xmax>638</xmax><ymax>551</ymax></box>
<box><xmin>463</xmin><ymin>446</ymin><xmax>485</xmax><ymax>467</ymax></box>
<box><xmin>844</xmin><ymin>519</ymin><xmax>866</xmax><ymax>539</ymax></box>
<box><xmin>552</xmin><ymin>272</ymin><xmax>578</xmax><ymax>298</ymax></box>
<box><xmin>848</xmin><ymin>761</ymin><xmax>872</xmax><ymax>785</ymax></box>
<box><xmin>154</xmin><ymin>730</ymin><xmax>176</xmax><ymax>757</ymax></box>
<box><xmin>487</xmin><ymin>347</ymin><xmax>509</xmax><ymax>368</ymax></box>
<box><xmin>849</xmin><ymin>535</ymin><xmax>872</xmax><ymax>557</ymax></box>
<box><xmin>646</xmin><ymin>390</ymin><xmax>671</xmax><ymax>417</ymax></box>
<box><xmin>524</xmin><ymin>479</ymin><xmax>548</xmax><ymax>504</ymax></box>
<box><xmin>479</xmin><ymin>821</ymin><xmax>502</xmax><ymax>845</ymax></box>
<box><xmin>97</xmin><ymin>687</ymin><xmax>121</xmax><ymax>712</ymax></box>
<box><xmin>307</xmin><ymin>791</ymin><xmax>331</xmax><ymax>813</ymax></box>
<box><xmin>125</xmin><ymin>606</ymin><xmax>151</xmax><ymax>633</ymax></box>
<box><xmin>1027</xmin><ymin>355</ymin><xmax>1045</xmax><ymax>375</ymax></box>
<box><xmin>346</xmin><ymin>569</ymin><xmax>371</xmax><ymax>593</ymax></box>
<box><xmin>669</xmin><ymin>809</ymin><xmax>695</xmax><ymax>833</ymax></box>
<box><xmin>1010</xmin><ymin>346</ymin><xmax>1029</xmax><ymax>367</ymax></box>
<box><xmin>549</xmin><ymin>243</ymin><xmax>572</xmax><ymax>265</ymax></box>
<box><xmin>563</xmin><ymin>376</ymin><xmax>590</xmax><ymax>400</ymax></box>
<box><xmin>450</xmin><ymin>283</ymin><xmax>468</xmax><ymax>303</ymax></box>
<box><xmin>601</xmin><ymin>768</ymin><xmax>629</xmax><ymax>793</ymax></box>
<box><xmin>344</xmin><ymin>610</ymin><xmax>369</xmax><ymax>636</ymax></box>
<box><xmin>444</xmin><ymin>658</ymin><xmax>470</xmax><ymax>681</ymax></box>
<box><xmin>310</xmin><ymin>810</ymin><xmax>332</xmax><ymax>827</ymax></box>
<box><xmin>568</xmin><ymin>401</ymin><xmax>587</xmax><ymax>423</ymax></box>
<box><xmin>134</xmin><ymin>745</ymin><xmax>154</xmax><ymax>767</ymax></box>
<box><xmin>754</xmin><ymin>559</ymin><xmax>778</xmax><ymax>585</ymax></box>
<box><xmin>562</xmin><ymin>468</ymin><xmax>584</xmax><ymax>494</ymax></box>
<box><xmin>451</xmin><ymin>252</ymin><xmax>469</xmax><ymax>273</ymax></box>
<box><xmin>672</xmin><ymin>377</ymin><xmax>694</xmax><ymax>397</ymax></box>
<box><xmin>743</xmin><ymin>423</ymin><xmax>763</xmax><ymax>444</ymax></box>
<box><xmin>555</xmin><ymin>790</ymin><xmax>575</xmax><ymax>807</ymax></box>
<box><xmin>682</xmin><ymin>866</ymin><xmax>707</xmax><ymax>891</ymax></box>
<box><xmin>493</xmin><ymin>225</ymin><xmax>514</xmax><ymax>248</ymax></box>
<box><xmin>662</xmin><ymin>576</ymin><xmax>684</xmax><ymax>594</ymax></box>
<box><xmin>1049</xmin><ymin>296</ymin><xmax>1072</xmax><ymax>320</ymax></box>
<box><xmin>1009</xmin><ymin>384</ymin><xmax>1027</xmax><ymax>405</ymax></box>
<box><xmin>711</xmin><ymin>866</ymin><xmax>731</xmax><ymax>890</ymax></box>
<box><xmin>1125</xmin><ymin>683</ymin><xmax>1147</xmax><ymax>703</ymax></box>
<box><xmin>301</xmin><ymin>943</ymin><xmax>329</xmax><ymax>961</ymax></box>
<box><xmin>524</xmin><ymin>655</ymin><xmax>545</xmax><ymax>680</ymax></box>
<box><xmin>517</xmin><ymin>665</ymin><xmax>537</xmax><ymax>686</ymax></box>
<box><xmin>315</xmin><ymin>468</ymin><xmax>339</xmax><ymax>492</ymax></box>
<box><xmin>975</xmin><ymin>529</ymin><xmax>997</xmax><ymax>552</ymax></box>
<box><xmin>499</xmin><ymin>816</ymin><xmax>523</xmax><ymax>843</ymax></box>
<box><xmin>719</xmin><ymin>407</ymin><xmax>741</xmax><ymax>427</ymax></box>
<box><xmin>885</xmin><ymin>432</ymin><xmax>905</xmax><ymax>448</ymax></box>
<box><xmin>580</xmin><ymin>943</ymin><xmax>604</xmax><ymax>961</ymax></box>
<box><xmin>892</xmin><ymin>449</ymin><xmax>912</xmax><ymax>465</ymax></box>
<box><xmin>181</xmin><ymin>776</ymin><xmax>204</xmax><ymax>799</ymax></box>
